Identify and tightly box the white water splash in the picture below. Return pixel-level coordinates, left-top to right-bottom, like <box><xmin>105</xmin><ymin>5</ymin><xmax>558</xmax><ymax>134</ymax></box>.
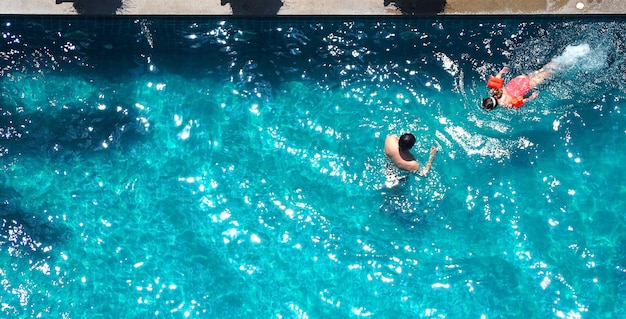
<box><xmin>552</xmin><ymin>43</ymin><xmax>590</xmax><ymax>68</ymax></box>
<box><xmin>551</xmin><ymin>43</ymin><xmax>604</xmax><ymax>72</ymax></box>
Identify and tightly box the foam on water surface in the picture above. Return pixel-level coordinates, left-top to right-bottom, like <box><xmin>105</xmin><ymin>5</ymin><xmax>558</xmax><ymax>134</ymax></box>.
<box><xmin>552</xmin><ymin>43</ymin><xmax>591</xmax><ymax>68</ymax></box>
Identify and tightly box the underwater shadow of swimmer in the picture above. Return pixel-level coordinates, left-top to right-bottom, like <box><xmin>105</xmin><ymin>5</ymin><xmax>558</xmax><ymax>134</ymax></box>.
<box><xmin>380</xmin><ymin>185</ymin><xmax>432</xmax><ymax>225</ymax></box>
<box><xmin>379</xmin><ymin>167</ymin><xmax>445</xmax><ymax>226</ymax></box>
<box><xmin>221</xmin><ymin>0</ymin><xmax>283</xmax><ymax>15</ymax></box>
<box><xmin>384</xmin><ymin>0</ymin><xmax>447</xmax><ymax>15</ymax></box>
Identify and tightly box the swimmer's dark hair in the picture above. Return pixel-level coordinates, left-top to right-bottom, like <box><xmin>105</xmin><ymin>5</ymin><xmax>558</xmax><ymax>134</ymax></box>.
<box><xmin>482</xmin><ymin>89</ymin><xmax>502</xmax><ymax>111</ymax></box>
<box><xmin>482</xmin><ymin>97</ymin><xmax>498</xmax><ymax>110</ymax></box>
<box><xmin>399</xmin><ymin>133</ymin><xmax>416</xmax><ymax>150</ymax></box>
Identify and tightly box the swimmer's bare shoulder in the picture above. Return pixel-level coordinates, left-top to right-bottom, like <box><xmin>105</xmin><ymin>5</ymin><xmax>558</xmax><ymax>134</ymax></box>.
<box><xmin>384</xmin><ymin>135</ymin><xmax>419</xmax><ymax>172</ymax></box>
<box><xmin>384</xmin><ymin>135</ymin><xmax>399</xmax><ymax>157</ymax></box>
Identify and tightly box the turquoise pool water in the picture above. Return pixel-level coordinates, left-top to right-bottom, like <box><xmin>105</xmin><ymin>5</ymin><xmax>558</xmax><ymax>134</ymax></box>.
<box><xmin>1</xmin><ymin>16</ymin><xmax>625</xmax><ymax>318</ymax></box>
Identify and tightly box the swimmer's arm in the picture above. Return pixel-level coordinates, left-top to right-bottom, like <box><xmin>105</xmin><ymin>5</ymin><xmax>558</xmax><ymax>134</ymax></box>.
<box><xmin>417</xmin><ymin>146</ymin><xmax>438</xmax><ymax>177</ymax></box>
<box><xmin>403</xmin><ymin>161</ymin><xmax>420</xmax><ymax>173</ymax></box>
<box><xmin>524</xmin><ymin>91</ymin><xmax>540</xmax><ymax>103</ymax></box>
<box><xmin>495</xmin><ymin>66</ymin><xmax>509</xmax><ymax>78</ymax></box>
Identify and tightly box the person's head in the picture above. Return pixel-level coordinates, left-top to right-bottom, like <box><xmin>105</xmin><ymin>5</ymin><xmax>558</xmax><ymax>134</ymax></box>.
<box><xmin>482</xmin><ymin>96</ymin><xmax>498</xmax><ymax>110</ymax></box>
<box><xmin>482</xmin><ymin>89</ymin><xmax>502</xmax><ymax>111</ymax></box>
<box><xmin>398</xmin><ymin>133</ymin><xmax>416</xmax><ymax>150</ymax></box>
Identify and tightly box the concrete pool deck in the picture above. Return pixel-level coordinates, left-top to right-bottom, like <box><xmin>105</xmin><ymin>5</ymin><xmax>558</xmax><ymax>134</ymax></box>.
<box><xmin>1</xmin><ymin>0</ymin><xmax>625</xmax><ymax>16</ymax></box>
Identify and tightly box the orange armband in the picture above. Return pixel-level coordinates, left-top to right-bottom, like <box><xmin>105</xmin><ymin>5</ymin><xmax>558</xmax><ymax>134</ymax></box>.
<box><xmin>511</xmin><ymin>96</ymin><xmax>524</xmax><ymax>108</ymax></box>
<box><xmin>487</xmin><ymin>76</ymin><xmax>504</xmax><ymax>90</ymax></box>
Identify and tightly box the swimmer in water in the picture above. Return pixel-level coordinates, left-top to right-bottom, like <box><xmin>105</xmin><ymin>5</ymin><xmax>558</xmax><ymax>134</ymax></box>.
<box><xmin>482</xmin><ymin>62</ymin><xmax>556</xmax><ymax>110</ymax></box>
<box><xmin>384</xmin><ymin>133</ymin><xmax>438</xmax><ymax>176</ymax></box>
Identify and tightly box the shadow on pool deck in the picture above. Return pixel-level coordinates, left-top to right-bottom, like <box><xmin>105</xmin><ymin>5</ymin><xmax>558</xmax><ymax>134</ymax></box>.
<box><xmin>221</xmin><ymin>0</ymin><xmax>284</xmax><ymax>15</ymax></box>
<box><xmin>11</xmin><ymin>0</ymin><xmax>626</xmax><ymax>15</ymax></box>
<box><xmin>56</xmin><ymin>0</ymin><xmax>124</xmax><ymax>15</ymax></box>
<box><xmin>384</xmin><ymin>0</ymin><xmax>447</xmax><ymax>14</ymax></box>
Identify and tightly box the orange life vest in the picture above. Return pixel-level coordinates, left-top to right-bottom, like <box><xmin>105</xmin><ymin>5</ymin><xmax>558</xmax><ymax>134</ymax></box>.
<box><xmin>487</xmin><ymin>76</ymin><xmax>504</xmax><ymax>90</ymax></box>
<box><xmin>510</xmin><ymin>96</ymin><xmax>524</xmax><ymax>108</ymax></box>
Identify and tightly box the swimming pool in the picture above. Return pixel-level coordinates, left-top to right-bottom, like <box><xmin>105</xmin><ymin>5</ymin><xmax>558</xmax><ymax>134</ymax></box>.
<box><xmin>1</xmin><ymin>16</ymin><xmax>625</xmax><ymax>318</ymax></box>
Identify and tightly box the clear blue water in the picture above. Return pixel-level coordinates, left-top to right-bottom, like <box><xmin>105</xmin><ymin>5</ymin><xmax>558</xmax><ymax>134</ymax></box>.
<box><xmin>1</xmin><ymin>16</ymin><xmax>625</xmax><ymax>318</ymax></box>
